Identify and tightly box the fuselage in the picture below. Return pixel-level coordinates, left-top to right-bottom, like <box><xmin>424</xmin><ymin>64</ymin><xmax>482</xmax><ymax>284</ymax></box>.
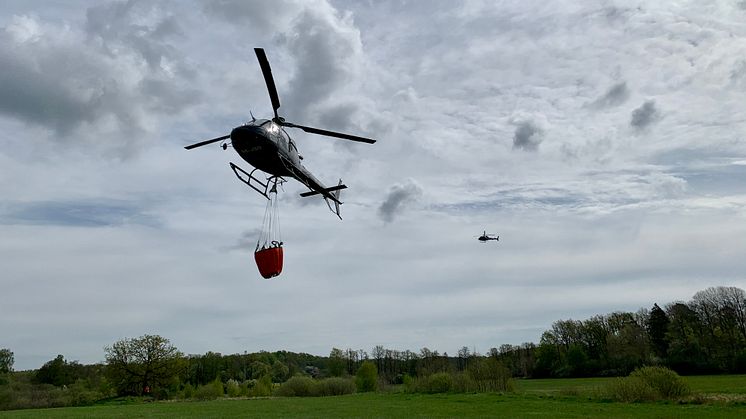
<box><xmin>230</xmin><ymin>119</ymin><xmax>325</xmax><ymax>190</ymax></box>
<box><xmin>231</xmin><ymin>119</ymin><xmax>297</xmax><ymax>176</ymax></box>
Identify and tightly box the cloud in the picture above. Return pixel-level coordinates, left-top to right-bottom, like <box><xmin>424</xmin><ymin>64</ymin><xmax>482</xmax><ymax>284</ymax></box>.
<box><xmin>203</xmin><ymin>0</ymin><xmax>298</xmax><ymax>32</ymax></box>
<box><xmin>590</xmin><ymin>81</ymin><xmax>630</xmax><ymax>108</ymax></box>
<box><xmin>222</xmin><ymin>229</ymin><xmax>263</xmax><ymax>252</ymax></box>
<box><xmin>731</xmin><ymin>60</ymin><xmax>746</xmax><ymax>84</ymax></box>
<box><xmin>203</xmin><ymin>0</ymin><xmax>366</xmax><ymax>127</ymax></box>
<box><xmin>85</xmin><ymin>0</ymin><xmax>182</xmax><ymax>69</ymax></box>
<box><xmin>630</xmin><ymin>100</ymin><xmax>660</xmax><ymax>130</ymax></box>
<box><xmin>0</xmin><ymin>200</ymin><xmax>159</xmax><ymax>227</ymax></box>
<box><xmin>510</xmin><ymin>114</ymin><xmax>546</xmax><ymax>152</ymax></box>
<box><xmin>378</xmin><ymin>179</ymin><xmax>423</xmax><ymax>223</ymax></box>
<box><xmin>0</xmin><ymin>4</ymin><xmax>200</xmax><ymax>157</ymax></box>
<box><xmin>279</xmin><ymin>5</ymin><xmax>364</xmax><ymax>124</ymax></box>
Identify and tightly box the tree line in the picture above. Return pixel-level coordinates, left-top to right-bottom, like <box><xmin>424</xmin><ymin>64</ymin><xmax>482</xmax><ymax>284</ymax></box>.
<box><xmin>513</xmin><ymin>285</ymin><xmax>746</xmax><ymax>378</ymax></box>
<box><xmin>1</xmin><ymin>285</ymin><xmax>744</xmax><ymax>410</ymax></box>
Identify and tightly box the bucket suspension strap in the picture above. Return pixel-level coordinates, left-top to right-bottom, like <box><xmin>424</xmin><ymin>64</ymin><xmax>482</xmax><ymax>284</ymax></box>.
<box><xmin>256</xmin><ymin>178</ymin><xmax>282</xmax><ymax>251</ymax></box>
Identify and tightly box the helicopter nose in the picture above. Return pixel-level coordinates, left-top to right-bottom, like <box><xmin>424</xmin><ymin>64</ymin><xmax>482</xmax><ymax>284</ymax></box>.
<box><xmin>230</xmin><ymin>125</ymin><xmax>264</xmax><ymax>146</ymax></box>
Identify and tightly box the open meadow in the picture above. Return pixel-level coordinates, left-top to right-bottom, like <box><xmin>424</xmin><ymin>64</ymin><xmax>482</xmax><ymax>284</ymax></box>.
<box><xmin>2</xmin><ymin>375</ymin><xmax>746</xmax><ymax>418</ymax></box>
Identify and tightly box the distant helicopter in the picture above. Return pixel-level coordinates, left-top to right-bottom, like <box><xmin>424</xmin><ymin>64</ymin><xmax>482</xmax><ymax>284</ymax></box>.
<box><xmin>477</xmin><ymin>231</ymin><xmax>499</xmax><ymax>242</ymax></box>
<box><xmin>184</xmin><ymin>48</ymin><xmax>376</xmax><ymax>219</ymax></box>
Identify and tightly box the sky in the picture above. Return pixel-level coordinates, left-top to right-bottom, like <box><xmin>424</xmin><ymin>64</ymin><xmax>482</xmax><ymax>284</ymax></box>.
<box><xmin>1</xmin><ymin>0</ymin><xmax>746</xmax><ymax>370</ymax></box>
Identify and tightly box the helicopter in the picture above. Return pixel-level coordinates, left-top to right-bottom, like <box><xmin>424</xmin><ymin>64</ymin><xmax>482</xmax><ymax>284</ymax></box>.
<box><xmin>477</xmin><ymin>231</ymin><xmax>499</xmax><ymax>242</ymax></box>
<box><xmin>184</xmin><ymin>48</ymin><xmax>376</xmax><ymax>219</ymax></box>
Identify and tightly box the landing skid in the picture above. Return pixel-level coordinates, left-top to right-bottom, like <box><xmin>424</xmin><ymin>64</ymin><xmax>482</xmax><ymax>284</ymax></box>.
<box><xmin>229</xmin><ymin>162</ymin><xmax>284</xmax><ymax>199</ymax></box>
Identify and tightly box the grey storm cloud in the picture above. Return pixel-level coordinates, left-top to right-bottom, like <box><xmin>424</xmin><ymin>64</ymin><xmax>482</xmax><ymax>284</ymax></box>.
<box><xmin>204</xmin><ymin>0</ymin><xmax>365</xmax><ymax>127</ymax></box>
<box><xmin>630</xmin><ymin>100</ymin><xmax>660</xmax><ymax>129</ymax></box>
<box><xmin>591</xmin><ymin>81</ymin><xmax>630</xmax><ymax>108</ymax></box>
<box><xmin>85</xmin><ymin>0</ymin><xmax>182</xmax><ymax>69</ymax></box>
<box><xmin>0</xmin><ymin>23</ymin><xmax>111</xmax><ymax>135</ymax></box>
<box><xmin>281</xmin><ymin>7</ymin><xmax>363</xmax><ymax>122</ymax></box>
<box><xmin>512</xmin><ymin>121</ymin><xmax>544</xmax><ymax>152</ymax></box>
<box><xmin>378</xmin><ymin>180</ymin><xmax>423</xmax><ymax>223</ymax></box>
<box><xmin>0</xmin><ymin>3</ymin><xmax>199</xmax><ymax>156</ymax></box>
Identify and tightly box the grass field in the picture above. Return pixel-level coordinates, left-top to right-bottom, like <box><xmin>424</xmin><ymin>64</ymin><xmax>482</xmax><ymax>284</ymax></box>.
<box><xmin>515</xmin><ymin>374</ymin><xmax>746</xmax><ymax>396</ymax></box>
<box><xmin>2</xmin><ymin>375</ymin><xmax>746</xmax><ymax>418</ymax></box>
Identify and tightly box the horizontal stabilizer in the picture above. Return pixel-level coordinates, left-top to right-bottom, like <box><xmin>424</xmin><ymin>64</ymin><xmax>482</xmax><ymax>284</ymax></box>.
<box><xmin>299</xmin><ymin>184</ymin><xmax>347</xmax><ymax>198</ymax></box>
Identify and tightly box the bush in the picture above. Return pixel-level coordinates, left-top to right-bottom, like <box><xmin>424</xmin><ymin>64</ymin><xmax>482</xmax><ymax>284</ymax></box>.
<box><xmin>630</xmin><ymin>366</ymin><xmax>690</xmax><ymax>399</ymax></box>
<box><xmin>605</xmin><ymin>376</ymin><xmax>657</xmax><ymax>402</ymax></box>
<box><xmin>451</xmin><ymin>372</ymin><xmax>476</xmax><ymax>393</ymax></box>
<box><xmin>250</xmin><ymin>375</ymin><xmax>272</xmax><ymax>397</ymax></box>
<box><xmin>274</xmin><ymin>376</ymin><xmax>318</xmax><ymax>397</ymax></box>
<box><xmin>180</xmin><ymin>383</ymin><xmax>194</xmax><ymax>399</ymax></box>
<box><xmin>226</xmin><ymin>379</ymin><xmax>242</xmax><ymax>397</ymax></box>
<box><xmin>194</xmin><ymin>378</ymin><xmax>224</xmax><ymax>400</ymax></box>
<box><xmin>421</xmin><ymin>372</ymin><xmax>453</xmax><ymax>393</ymax></box>
<box><xmin>402</xmin><ymin>374</ymin><xmax>414</xmax><ymax>391</ymax></box>
<box><xmin>67</xmin><ymin>380</ymin><xmax>100</xmax><ymax>406</ymax></box>
<box><xmin>318</xmin><ymin>377</ymin><xmax>356</xmax><ymax>396</ymax></box>
<box><xmin>355</xmin><ymin>362</ymin><xmax>378</xmax><ymax>393</ymax></box>
<box><xmin>466</xmin><ymin>358</ymin><xmax>514</xmax><ymax>392</ymax></box>
<box><xmin>604</xmin><ymin>366</ymin><xmax>690</xmax><ymax>402</ymax></box>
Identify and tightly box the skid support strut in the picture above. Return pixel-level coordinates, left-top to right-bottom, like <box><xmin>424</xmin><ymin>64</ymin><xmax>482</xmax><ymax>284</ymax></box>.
<box><xmin>229</xmin><ymin>162</ymin><xmax>282</xmax><ymax>200</ymax></box>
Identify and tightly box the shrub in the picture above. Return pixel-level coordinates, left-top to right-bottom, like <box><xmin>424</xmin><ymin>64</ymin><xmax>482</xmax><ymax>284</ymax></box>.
<box><xmin>181</xmin><ymin>383</ymin><xmax>194</xmax><ymax>399</ymax></box>
<box><xmin>452</xmin><ymin>372</ymin><xmax>476</xmax><ymax>393</ymax></box>
<box><xmin>402</xmin><ymin>374</ymin><xmax>414</xmax><ymax>391</ymax></box>
<box><xmin>317</xmin><ymin>377</ymin><xmax>356</xmax><ymax>396</ymax></box>
<box><xmin>605</xmin><ymin>376</ymin><xmax>657</xmax><ymax>402</ymax></box>
<box><xmin>355</xmin><ymin>362</ymin><xmax>378</xmax><ymax>393</ymax></box>
<box><xmin>630</xmin><ymin>366</ymin><xmax>690</xmax><ymax>399</ymax></box>
<box><xmin>466</xmin><ymin>358</ymin><xmax>514</xmax><ymax>392</ymax></box>
<box><xmin>274</xmin><ymin>376</ymin><xmax>318</xmax><ymax>397</ymax></box>
<box><xmin>604</xmin><ymin>366</ymin><xmax>690</xmax><ymax>402</ymax></box>
<box><xmin>194</xmin><ymin>378</ymin><xmax>224</xmax><ymax>400</ymax></box>
<box><xmin>67</xmin><ymin>380</ymin><xmax>100</xmax><ymax>406</ymax></box>
<box><xmin>250</xmin><ymin>375</ymin><xmax>272</xmax><ymax>397</ymax></box>
<box><xmin>422</xmin><ymin>372</ymin><xmax>453</xmax><ymax>393</ymax></box>
<box><xmin>226</xmin><ymin>379</ymin><xmax>242</xmax><ymax>397</ymax></box>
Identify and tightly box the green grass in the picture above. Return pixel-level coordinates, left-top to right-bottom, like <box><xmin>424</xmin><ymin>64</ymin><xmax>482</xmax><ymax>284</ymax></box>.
<box><xmin>515</xmin><ymin>374</ymin><xmax>746</xmax><ymax>397</ymax></box>
<box><xmin>1</xmin><ymin>393</ymin><xmax>746</xmax><ymax>419</ymax></box>
<box><xmin>515</xmin><ymin>376</ymin><xmax>614</xmax><ymax>395</ymax></box>
<box><xmin>684</xmin><ymin>375</ymin><xmax>746</xmax><ymax>394</ymax></box>
<box><xmin>2</xmin><ymin>375</ymin><xmax>746</xmax><ymax>418</ymax></box>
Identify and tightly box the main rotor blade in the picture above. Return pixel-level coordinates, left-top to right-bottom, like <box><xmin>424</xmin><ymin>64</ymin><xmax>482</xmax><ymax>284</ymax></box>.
<box><xmin>254</xmin><ymin>48</ymin><xmax>281</xmax><ymax>120</ymax></box>
<box><xmin>282</xmin><ymin>122</ymin><xmax>376</xmax><ymax>144</ymax></box>
<box><xmin>184</xmin><ymin>134</ymin><xmax>230</xmax><ymax>150</ymax></box>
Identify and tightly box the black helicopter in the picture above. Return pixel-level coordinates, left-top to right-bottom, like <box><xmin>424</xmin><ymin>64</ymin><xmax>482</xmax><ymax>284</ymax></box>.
<box><xmin>184</xmin><ymin>48</ymin><xmax>376</xmax><ymax>219</ymax></box>
<box><xmin>477</xmin><ymin>231</ymin><xmax>499</xmax><ymax>242</ymax></box>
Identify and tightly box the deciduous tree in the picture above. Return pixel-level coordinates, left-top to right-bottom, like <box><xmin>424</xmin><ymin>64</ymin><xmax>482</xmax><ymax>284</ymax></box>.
<box><xmin>0</xmin><ymin>348</ymin><xmax>12</xmax><ymax>374</ymax></box>
<box><xmin>328</xmin><ymin>348</ymin><xmax>345</xmax><ymax>377</ymax></box>
<box><xmin>104</xmin><ymin>334</ymin><xmax>183</xmax><ymax>396</ymax></box>
<box><xmin>35</xmin><ymin>355</ymin><xmax>83</xmax><ymax>386</ymax></box>
<box><xmin>355</xmin><ymin>361</ymin><xmax>378</xmax><ymax>392</ymax></box>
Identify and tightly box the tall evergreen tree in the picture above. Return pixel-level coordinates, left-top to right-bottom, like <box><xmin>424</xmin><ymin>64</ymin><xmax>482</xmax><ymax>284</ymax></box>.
<box><xmin>647</xmin><ymin>303</ymin><xmax>670</xmax><ymax>358</ymax></box>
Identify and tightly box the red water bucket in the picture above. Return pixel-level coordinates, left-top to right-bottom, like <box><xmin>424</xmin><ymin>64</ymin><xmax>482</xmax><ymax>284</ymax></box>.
<box><xmin>254</xmin><ymin>246</ymin><xmax>283</xmax><ymax>278</ymax></box>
